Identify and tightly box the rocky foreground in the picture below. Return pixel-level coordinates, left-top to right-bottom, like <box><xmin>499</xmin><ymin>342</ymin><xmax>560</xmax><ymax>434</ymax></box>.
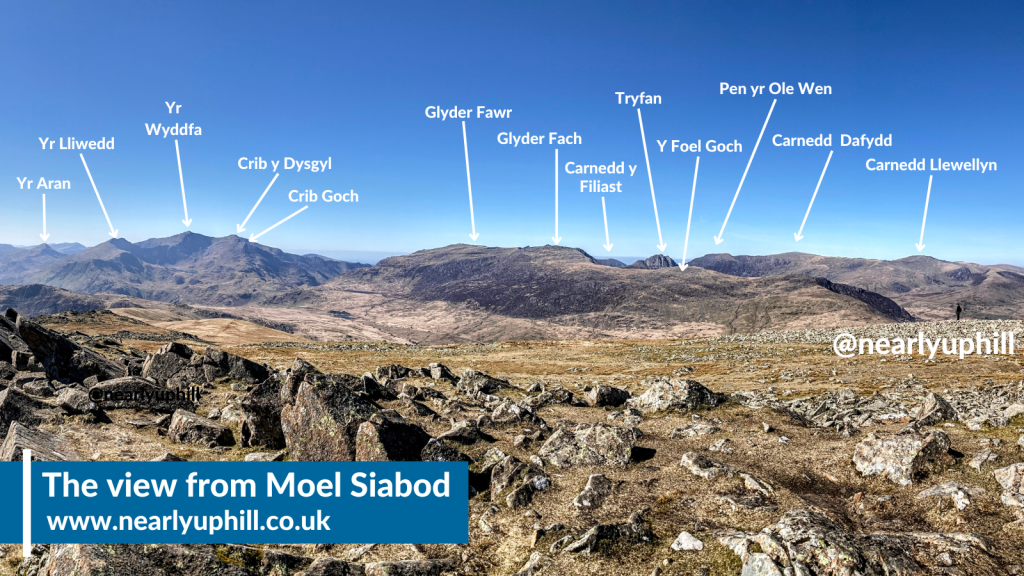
<box><xmin>2</xmin><ymin>312</ymin><xmax>1024</xmax><ymax>574</ymax></box>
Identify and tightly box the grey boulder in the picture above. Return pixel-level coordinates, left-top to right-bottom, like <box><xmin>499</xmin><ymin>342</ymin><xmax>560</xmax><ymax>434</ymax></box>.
<box><xmin>626</xmin><ymin>378</ymin><xmax>724</xmax><ymax>413</ymax></box>
<box><xmin>538</xmin><ymin>423</ymin><xmax>634</xmax><ymax>468</ymax></box>
<box><xmin>168</xmin><ymin>409</ymin><xmax>236</xmax><ymax>447</ymax></box>
<box><xmin>852</xmin><ymin>431</ymin><xmax>953</xmax><ymax>485</ymax></box>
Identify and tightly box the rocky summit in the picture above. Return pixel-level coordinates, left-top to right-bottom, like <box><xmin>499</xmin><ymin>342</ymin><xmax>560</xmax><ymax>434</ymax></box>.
<box><xmin>2</xmin><ymin>310</ymin><xmax>1024</xmax><ymax>575</ymax></box>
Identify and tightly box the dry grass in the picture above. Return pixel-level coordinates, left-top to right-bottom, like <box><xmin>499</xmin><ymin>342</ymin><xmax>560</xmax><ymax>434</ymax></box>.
<box><xmin>6</xmin><ymin>313</ymin><xmax>1024</xmax><ymax>575</ymax></box>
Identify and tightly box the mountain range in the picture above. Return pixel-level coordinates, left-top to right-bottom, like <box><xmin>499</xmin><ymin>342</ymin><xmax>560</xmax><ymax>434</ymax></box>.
<box><xmin>0</xmin><ymin>232</ymin><xmax>1019</xmax><ymax>343</ymax></box>
<box><xmin>260</xmin><ymin>244</ymin><xmax>912</xmax><ymax>343</ymax></box>
<box><xmin>689</xmin><ymin>252</ymin><xmax>1024</xmax><ymax>321</ymax></box>
<box><xmin>0</xmin><ymin>232</ymin><xmax>368</xmax><ymax>306</ymax></box>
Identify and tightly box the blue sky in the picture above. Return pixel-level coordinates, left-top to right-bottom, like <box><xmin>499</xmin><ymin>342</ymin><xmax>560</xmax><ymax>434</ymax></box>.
<box><xmin>1</xmin><ymin>1</ymin><xmax>1021</xmax><ymax>264</ymax></box>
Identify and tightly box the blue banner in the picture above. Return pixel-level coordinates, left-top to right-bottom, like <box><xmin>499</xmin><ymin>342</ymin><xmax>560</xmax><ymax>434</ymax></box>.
<box><xmin>15</xmin><ymin>461</ymin><xmax>467</xmax><ymax>544</ymax></box>
<box><xmin>0</xmin><ymin>463</ymin><xmax>22</xmax><ymax>543</ymax></box>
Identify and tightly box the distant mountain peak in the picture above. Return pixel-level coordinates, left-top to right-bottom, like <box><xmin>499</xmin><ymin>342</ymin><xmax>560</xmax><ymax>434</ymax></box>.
<box><xmin>627</xmin><ymin>254</ymin><xmax>677</xmax><ymax>269</ymax></box>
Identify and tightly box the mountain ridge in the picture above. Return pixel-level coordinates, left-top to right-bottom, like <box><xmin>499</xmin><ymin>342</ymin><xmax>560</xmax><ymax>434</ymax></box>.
<box><xmin>0</xmin><ymin>232</ymin><xmax>369</xmax><ymax>306</ymax></box>
<box><xmin>250</xmin><ymin>243</ymin><xmax>916</xmax><ymax>343</ymax></box>
<box><xmin>2</xmin><ymin>236</ymin><xmax>1021</xmax><ymax>343</ymax></box>
<box><xmin>689</xmin><ymin>252</ymin><xmax>1024</xmax><ymax>320</ymax></box>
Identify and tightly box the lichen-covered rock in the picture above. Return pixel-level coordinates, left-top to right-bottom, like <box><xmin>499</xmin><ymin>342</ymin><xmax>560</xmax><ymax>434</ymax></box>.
<box><xmin>852</xmin><ymin>431</ymin><xmax>953</xmax><ymax>485</ymax></box>
<box><xmin>0</xmin><ymin>318</ymin><xmax>32</xmax><ymax>368</ymax></box>
<box><xmin>41</xmin><ymin>543</ymin><xmax>306</xmax><ymax>576</ymax></box>
<box><xmin>670</xmin><ymin>423</ymin><xmax>719</xmax><ymax>438</ymax></box>
<box><xmin>12</xmin><ymin>372</ymin><xmax>47</xmax><ymax>388</ymax></box>
<box><xmin>350</xmin><ymin>372</ymin><xmax>391</xmax><ymax>401</ymax></box>
<box><xmin>538</xmin><ymin>423</ymin><xmax>634</xmax><ymax>468</ymax></box>
<box><xmin>458</xmin><ymin>369</ymin><xmax>508</xmax><ymax>394</ymax></box>
<box><xmin>916</xmin><ymin>392</ymin><xmax>957</xmax><ymax>425</ymax></box>
<box><xmin>994</xmin><ymin>463</ymin><xmax>1024</xmax><ymax>508</ymax></box>
<box><xmin>364</xmin><ymin>559</ymin><xmax>455</xmax><ymax>576</ymax></box>
<box><xmin>402</xmin><ymin>398</ymin><xmax>439</xmax><ymax>419</ymax></box>
<box><xmin>671</xmin><ymin>531</ymin><xmax>703</xmax><ymax>551</ymax></box>
<box><xmin>562</xmin><ymin>507</ymin><xmax>655</xmax><ymax>554</ymax></box>
<box><xmin>521</xmin><ymin>388</ymin><xmax>579</xmax><ymax>410</ymax></box>
<box><xmin>916</xmin><ymin>481</ymin><xmax>984</xmax><ymax>510</ymax></box>
<box><xmin>57</xmin><ymin>388</ymin><xmax>99</xmax><ymax>415</ymax></box>
<box><xmin>491</xmin><ymin>400</ymin><xmax>541</xmax><ymax>424</ymax></box>
<box><xmin>281</xmin><ymin>373</ymin><xmax>378</xmax><ymax>461</ymax></box>
<box><xmin>14</xmin><ymin>313</ymin><xmax>125</xmax><ymax>383</ymax></box>
<box><xmin>141</xmin><ymin>342</ymin><xmax>197</xmax><ymax>385</ymax></box>
<box><xmin>437</xmin><ymin>419</ymin><xmax>491</xmax><ymax>445</ymax></box>
<box><xmin>0</xmin><ymin>360</ymin><xmax>17</xmax><ymax>381</ymax></box>
<box><xmin>470</xmin><ymin>447</ymin><xmax>509</xmax><ymax>476</ymax></box>
<box><xmin>22</xmin><ymin>379</ymin><xmax>54</xmax><ymax>397</ymax></box>
<box><xmin>968</xmin><ymin>448</ymin><xmax>998</xmax><ymax>472</ymax></box>
<box><xmin>428</xmin><ymin>362</ymin><xmax>457</xmax><ymax>383</ymax></box>
<box><xmin>239</xmin><ymin>374</ymin><xmax>285</xmax><ymax>449</ymax></box>
<box><xmin>679</xmin><ymin>452</ymin><xmax>738</xmax><ymax>479</ymax></box>
<box><xmin>584</xmin><ymin>385</ymin><xmax>632</xmax><ymax>407</ymax></box>
<box><xmin>717</xmin><ymin>507</ymin><xmax>995</xmax><ymax>575</ymax></box>
<box><xmin>741</xmin><ymin>554</ymin><xmax>784</xmax><ymax>576</ymax></box>
<box><xmin>244</xmin><ymin>450</ymin><xmax>286</xmax><ymax>462</ymax></box>
<box><xmin>0</xmin><ymin>386</ymin><xmax>51</xmax><ymax>432</ymax></box>
<box><xmin>282</xmin><ymin>358</ymin><xmax>320</xmax><ymax>405</ymax></box>
<box><xmin>573</xmin><ymin>474</ymin><xmax>613</xmax><ymax>510</ymax></box>
<box><xmin>374</xmin><ymin>364</ymin><xmax>414</xmax><ymax>381</ymax></box>
<box><xmin>168</xmin><ymin>409</ymin><xmax>235</xmax><ymax>447</ymax></box>
<box><xmin>626</xmin><ymin>378</ymin><xmax>724</xmax><ymax>413</ymax></box>
<box><xmin>294</xmin><ymin>557</ymin><xmax>363</xmax><ymax>576</ymax></box>
<box><xmin>201</xmin><ymin>348</ymin><xmax>269</xmax><ymax>385</ymax></box>
<box><xmin>420</xmin><ymin>438</ymin><xmax>472</xmax><ymax>462</ymax></box>
<box><xmin>1</xmin><ymin>422</ymin><xmax>82</xmax><ymax>461</ymax></box>
<box><xmin>510</xmin><ymin>552</ymin><xmax>552</xmax><ymax>576</ymax></box>
<box><xmin>355</xmin><ymin>410</ymin><xmax>431</xmax><ymax>461</ymax></box>
<box><xmin>491</xmin><ymin>454</ymin><xmax>547</xmax><ymax>504</ymax></box>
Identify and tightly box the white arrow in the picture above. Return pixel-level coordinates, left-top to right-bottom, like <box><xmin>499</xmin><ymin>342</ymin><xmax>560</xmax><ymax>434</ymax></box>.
<box><xmin>794</xmin><ymin>149</ymin><xmax>833</xmax><ymax>242</ymax></box>
<box><xmin>237</xmin><ymin>172</ymin><xmax>279</xmax><ymax>233</ymax></box>
<box><xmin>714</xmin><ymin>98</ymin><xmax>777</xmax><ymax>245</ymax></box>
<box><xmin>175</xmin><ymin>140</ymin><xmax>191</xmax><ymax>227</ymax></box>
<box><xmin>552</xmin><ymin>148</ymin><xmax>561</xmax><ymax>245</ymax></box>
<box><xmin>601</xmin><ymin>196</ymin><xmax>613</xmax><ymax>252</ymax></box>
<box><xmin>916</xmin><ymin>175</ymin><xmax>933</xmax><ymax>252</ymax></box>
<box><xmin>679</xmin><ymin>156</ymin><xmax>700</xmax><ymax>272</ymax></box>
<box><xmin>462</xmin><ymin>121</ymin><xmax>479</xmax><ymax>242</ymax></box>
<box><xmin>79</xmin><ymin>154</ymin><xmax>118</xmax><ymax>238</ymax></box>
<box><xmin>249</xmin><ymin>205</ymin><xmax>308</xmax><ymax>243</ymax></box>
<box><xmin>39</xmin><ymin>194</ymin><xmax>50</xmax><ymax>243</ymax></box>
<box><xmin>637</xmin><ymin>109</ymin><xmax>667</xmax><ymax>252</ymax></box>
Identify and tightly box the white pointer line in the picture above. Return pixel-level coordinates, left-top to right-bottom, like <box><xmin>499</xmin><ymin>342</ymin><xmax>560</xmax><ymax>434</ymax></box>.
<box><xmin>552</xmin><ymin>148</ymin><xmax>561</xmax><ymax>244</ymax></box>
<box><xmin>22</xmin><ymin>449</ymin><xmax>31</xmax><ymax>558</ymax></box>
<box><xmin>249</xmin><ymin>205</ymin><xmax>308</xmax><ymax>243</ymax></box>
<box><xmin>679</xmin><ymin>156</ymin><xmax>700</xmax><ymax>271</ymax></box>
<box><xmin>916</xmin><ymin>175</ymin><xmax>933</xmax><ymax>252</ymax></box>
<box><xmin>79</xmin><ymin>154</ymin><xmax>118</xmax><ymax>237</ymax></box>
<box><xmin>462</xmin><ymin>121</ymin><xmax>479</xmax><ymax>242</ymax></box>
<box><xmin>794</xmin><ymin>149</ymin><xmax>834</xmax><ymax>242</ymax></box>
<box><xmin>175</xmin><ymin>140</ymin><xmax>191</xmax><ymax>227</ymax></box>
<box><xmin>40</xmin><ymin>194</ymin><xmax>49</xmax><ymax>243</ymax></box>
<box><xmin>637</xmin><ymin>109</ymin><xmax>667</xmax><ymax>252</ymax></box>
<box><xmin>238</xmin><ymin>172</ymin><xmax>279</xmax><ymax>233</ymax></box>
<box><xmin>601</xmin><ymin>196</ymin><xmax>613</xmax><ymax>252</ymax></box>
<box><xmin>715</xmin><ymin>98</ymin><xmax>777</xmax><ymax>244</ymax></box>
